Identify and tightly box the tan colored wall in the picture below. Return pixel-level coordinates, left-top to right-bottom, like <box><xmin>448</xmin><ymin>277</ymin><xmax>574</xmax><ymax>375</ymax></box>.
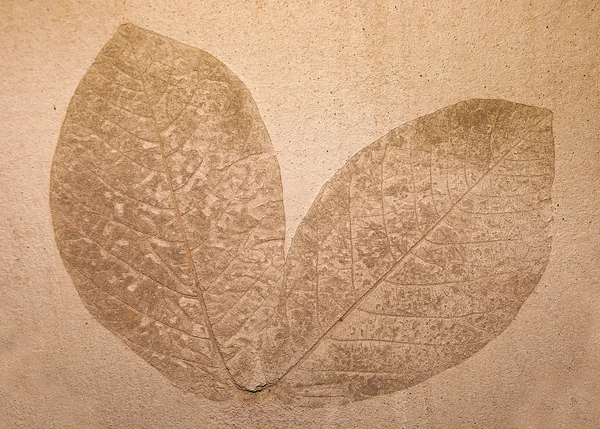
<box><xmin>1</xmin><ymin>1</ymin><xmax>598</xmax><ymax>427</ymax></box>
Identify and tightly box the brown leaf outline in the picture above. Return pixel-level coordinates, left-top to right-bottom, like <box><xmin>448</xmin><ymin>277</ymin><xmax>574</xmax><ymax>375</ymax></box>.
<box><xmin>50</xmin><ymin>24</ymin><xmax>554</xmax><ymax>405</ymax></box>
<box><xmin>259</xmin><ymin>98</ymin><xmax>554</xmax><ymax>405</ymax></box>
<box><xmin>50</xmin><ymin>24</ymin><xmax>285</xmax><ymax>399</ymax></box>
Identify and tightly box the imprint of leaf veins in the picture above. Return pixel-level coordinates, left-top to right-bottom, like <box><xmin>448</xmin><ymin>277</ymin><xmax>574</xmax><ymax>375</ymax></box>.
<box><xmin>50</xmin><ymin>24</ymin><xmax>554</xmax><ymax>406</ymax></box>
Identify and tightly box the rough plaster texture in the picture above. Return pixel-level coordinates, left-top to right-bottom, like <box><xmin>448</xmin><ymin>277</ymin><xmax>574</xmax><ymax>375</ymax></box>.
<box><xmin>1</xmin><ymin>0</ymin><xmax>599</xmax><ymax>427</ymax></box>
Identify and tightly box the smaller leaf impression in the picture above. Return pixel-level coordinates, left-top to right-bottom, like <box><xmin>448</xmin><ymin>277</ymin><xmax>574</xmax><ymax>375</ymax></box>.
<box><xmin>50</xmin><ymin>24</ymin><xmax>554</xmax><ymax>406</ymax></box>
<box><xmin>259</xmin><ymin>98</ymin><xmax>554</xmax><ymax>406</ymax></box>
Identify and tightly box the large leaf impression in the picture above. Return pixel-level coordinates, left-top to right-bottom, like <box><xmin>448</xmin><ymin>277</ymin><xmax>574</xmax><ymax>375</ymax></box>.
<box><xmin>50</xmin><ymin>24</ymin><xmax>554</xmax><ymax>405</ymax></box>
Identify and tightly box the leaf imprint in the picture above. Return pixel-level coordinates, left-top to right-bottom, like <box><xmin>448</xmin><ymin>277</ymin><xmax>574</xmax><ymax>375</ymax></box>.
<box><xmin>50</xmin><ymin>24</ymin><xmax>554</xmax><ymax>406</ymax></box>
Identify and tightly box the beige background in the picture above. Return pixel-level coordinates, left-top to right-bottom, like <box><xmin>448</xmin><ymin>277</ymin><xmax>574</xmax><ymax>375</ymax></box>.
<box><xmin>1</xmin><ymin>0</ymin><xmax>599</xmax><ymax>427</ymax></box>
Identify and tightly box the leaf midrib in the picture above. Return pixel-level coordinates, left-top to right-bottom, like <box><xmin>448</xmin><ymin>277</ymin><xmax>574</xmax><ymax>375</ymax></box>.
<box><xmin>138</xmin><ymin>71</ymin><xmax>239</xmax><ymax>389</ymax></box>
